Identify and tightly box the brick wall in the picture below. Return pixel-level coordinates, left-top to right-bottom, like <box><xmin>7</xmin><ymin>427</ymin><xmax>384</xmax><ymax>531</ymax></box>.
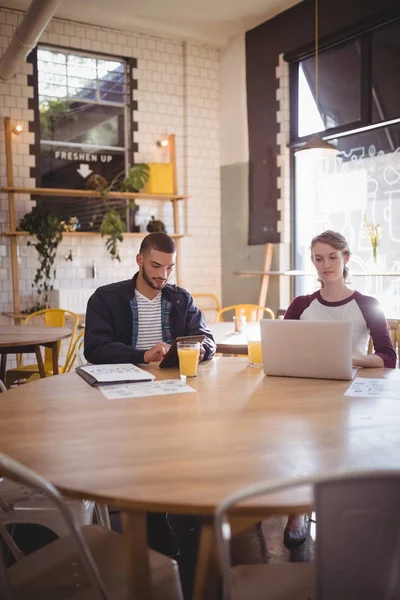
<box><xmin>0</xmin><ymin>8</ymin><xmax>221</xmax><ymax>325</ymax></box>
<box><xmin>276</xmin><ymin>53</ymin><xmax>291</xmax><ymax>309</ymax></box>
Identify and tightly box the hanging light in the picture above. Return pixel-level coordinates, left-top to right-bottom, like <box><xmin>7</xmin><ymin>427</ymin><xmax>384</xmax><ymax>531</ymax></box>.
<box><xmin>295</xmin><ymin>0</ymin><xmax>338</xmax><ymax>155</ymax></box>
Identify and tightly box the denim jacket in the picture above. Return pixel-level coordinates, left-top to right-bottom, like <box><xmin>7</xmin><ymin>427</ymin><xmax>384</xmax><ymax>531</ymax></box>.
<box><xmin>84</xmin><ymin>274</ymin><xmax>216</xmax><ymax>365</ymax></box>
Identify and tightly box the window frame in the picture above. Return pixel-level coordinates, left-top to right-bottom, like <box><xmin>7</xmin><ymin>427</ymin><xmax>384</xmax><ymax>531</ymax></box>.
<box><xmin>36</xmin><ymin>44</ymin><xmax>131</xmax><ymax>175</ymax></box>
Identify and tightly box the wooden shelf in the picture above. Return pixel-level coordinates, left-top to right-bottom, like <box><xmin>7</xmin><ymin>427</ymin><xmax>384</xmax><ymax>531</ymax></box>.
<box><xmin>0</xmin><ymin>186</ymin><xmax>188</xmax><ymax>202</ymax></box>
<box><xmin>3</xmin><ymin>231</ymin><xmax>185</xmax><ymax>239</ymax></box>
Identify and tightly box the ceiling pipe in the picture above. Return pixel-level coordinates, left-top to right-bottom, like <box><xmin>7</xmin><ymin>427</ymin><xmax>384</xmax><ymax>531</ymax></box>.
<box><xmin>0</xmin><ymin>0</ymin><xmax>63</xmax><ymax>81</ymax></box>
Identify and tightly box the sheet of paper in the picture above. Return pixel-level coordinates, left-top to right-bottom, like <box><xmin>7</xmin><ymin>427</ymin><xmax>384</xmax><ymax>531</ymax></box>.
<box><xmin>80</xmin><ymin>363</ymin><xmax>155</xmax><ymax>383</ymax></box>
<box><xmin>344</xmin><ymin>377</ymin><xmax>400</xmax><ymax>399</ymax></box>
<box><xmin>99</xmin><ymin>379</ymin><xmax>195</xmax><ymax>400</ymax></box>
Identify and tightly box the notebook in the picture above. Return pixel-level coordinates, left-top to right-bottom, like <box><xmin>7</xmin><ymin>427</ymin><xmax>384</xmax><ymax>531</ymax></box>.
<box><xmin>76</xmin><ymin>363</ymin><xmax>156</xmax><ymax>386</ymax></box>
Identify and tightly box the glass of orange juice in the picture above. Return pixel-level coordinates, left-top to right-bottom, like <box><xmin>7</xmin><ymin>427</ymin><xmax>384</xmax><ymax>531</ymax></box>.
<box><xmin>247</xmin><ymin>325</ymin><xmax>262</xmax><ymax>367</ymax></box>
<box><xmin>177</xmin><ymin>341</ymin><xmax>200</xmax><ymax>378</ymax></box>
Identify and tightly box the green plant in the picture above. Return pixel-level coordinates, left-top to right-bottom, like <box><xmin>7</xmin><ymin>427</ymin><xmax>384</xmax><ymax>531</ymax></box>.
<box><xmin>90</xmin><ymin>164</ymin><xmax>150</xmax><ymax>259</ymax></box>
<box><xmin>120</xmin><ymin>163</ymin><xmax>150</xmax><ymax>192</ymax></box>
<box><xmin>19</xmin><ymin>205</ymin><xmax>63</xmax><ymax>312</ymax></box>
<box><xmin>99</xmin><ymin>208</ymin><xmax>126</xmax><ymax>262</ymax></box>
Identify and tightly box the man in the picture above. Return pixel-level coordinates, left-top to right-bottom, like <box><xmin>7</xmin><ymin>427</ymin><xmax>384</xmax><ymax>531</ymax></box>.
<box><xmin>84</xmin><ymin>233</ymin><xmax>215</xmax><ymax>587</ymax></box>
<box><xmin>84</xmin><ymin>232</ymin><xmax>216</xmax><ymax>364</ymax></box>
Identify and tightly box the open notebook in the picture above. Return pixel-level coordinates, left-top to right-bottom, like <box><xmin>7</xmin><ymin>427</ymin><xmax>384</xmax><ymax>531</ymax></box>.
<box><xmin>76</xmin><ymin>364</ymin><xmax>155</xmax><ymax>386</ymax></box>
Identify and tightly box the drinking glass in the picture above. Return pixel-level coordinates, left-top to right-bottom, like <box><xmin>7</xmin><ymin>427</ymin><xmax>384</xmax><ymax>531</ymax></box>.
<box><xmin>247</xmin><ymin>325</ymin><xmax>262</xmax><ymax>367</ymax></box>
<box><xmin>177</xmin><ymin>341</ymin><xmax>200</xmax><ymax>378</ymax></box>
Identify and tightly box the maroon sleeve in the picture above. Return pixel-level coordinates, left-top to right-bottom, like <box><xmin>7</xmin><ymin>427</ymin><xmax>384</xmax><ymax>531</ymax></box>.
<box><xmin>284</xmin><ymin>294</ymin><xmax>315</xmax><ymax>320</ymax></box>
<box><xmin>355</xmin><ymin>294</ymin><xmax>396</xmax><ymax>368</ymax></box>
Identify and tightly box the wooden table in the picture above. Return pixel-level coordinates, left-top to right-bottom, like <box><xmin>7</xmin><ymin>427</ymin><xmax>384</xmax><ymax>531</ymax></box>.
<box><xmin>1</xmin><ymin>358</ymin><xmax>399</xmax><ymax>599</ymax></box>
<box><xmin>209</xmin><ymin>322</ymin><xmax>260</xmax><ymax>354</ymax></box>
<box><xmin>0</xmin><ymin>325</ymin><xmax>72</xmax><ymax>382</ymax></box>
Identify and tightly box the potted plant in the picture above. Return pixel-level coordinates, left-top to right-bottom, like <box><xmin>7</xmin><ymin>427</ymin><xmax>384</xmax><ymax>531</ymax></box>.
<box><xmin>19</xmin><ymin>205</ymin><xmax>63</xmax><ymax>313</ymax></box>
<box><xmin>87</xmin><ymin>164</ymin><xmax>150</xmax><ymax>260</ymax></box>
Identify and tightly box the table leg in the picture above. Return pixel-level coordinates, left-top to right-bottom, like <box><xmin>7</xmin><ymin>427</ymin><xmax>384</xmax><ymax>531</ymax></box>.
<box><xmin>51</xmin><ymin>341</ymin><xmax>59</xmax><ymax>375</ymax></box>
<box><xmin>193</xmin><ymin>517</ymin><xmax>220</xmax><ymax>600</ymax></box>
<box><xmin>34</xmin><ymin>346</ymin><xmax>46</xmax><ymax>379</ymax></box>
<box><xmin>0</xmin><ymin>354</ymin><xmax>6</xmax><ymax>383</ymax></box>
<box><xmin>121</xmin><ymin>510</ymin><xmax>152</xmax><ymax>600</ymax></box>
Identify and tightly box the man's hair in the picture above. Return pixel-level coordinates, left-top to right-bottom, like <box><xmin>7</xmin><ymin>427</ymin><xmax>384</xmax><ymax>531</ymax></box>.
<box><xmin>139</xmin><ymin>232</ymin><xmax>176</xmax><ymax>255</ymax></box>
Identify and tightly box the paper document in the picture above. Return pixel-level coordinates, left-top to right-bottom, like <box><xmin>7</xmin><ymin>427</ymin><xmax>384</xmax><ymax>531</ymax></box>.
<box><xmin>344</xmin><ymin>377</ymin><xmax>400</xmax><ymax>399</ymax></box>
<box><xmin>99</xmin><ymin>379</ymin><xmax>195</xmax><ymax>400</ymax></box>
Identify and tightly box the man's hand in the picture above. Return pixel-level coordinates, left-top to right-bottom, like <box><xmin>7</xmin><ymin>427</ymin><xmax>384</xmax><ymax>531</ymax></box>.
<box><xmin>199</xmin><ymin>344</ymin><xmax>205</xmax><ymax>362</ymax></box>
<box><xmin>144</xmin><ymin>342</ymin><xmax>170</xmax><ymax>363</ymax></box>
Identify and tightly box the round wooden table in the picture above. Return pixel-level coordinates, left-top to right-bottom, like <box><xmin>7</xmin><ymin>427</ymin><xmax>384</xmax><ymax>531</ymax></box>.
<box><xmin>0</xmin><ymin>325</ymin><xmax>73</xmax><ymax>383</ymax></box>
<box><xmin>1</xmin><ymin>358</ymin><xmax>399</xmax><ymax>598</ymax></box>
<box><xmin>209</xmin><ymin>322</ymin><xmax>260</xmax><ymax>354</ymax></box>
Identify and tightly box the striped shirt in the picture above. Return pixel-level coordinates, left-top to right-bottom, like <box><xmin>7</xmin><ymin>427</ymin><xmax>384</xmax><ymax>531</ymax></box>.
<box><xmin>135</xmin><ymin>290</ymin><xmax>163</xmax><ymax>350</ymax></box>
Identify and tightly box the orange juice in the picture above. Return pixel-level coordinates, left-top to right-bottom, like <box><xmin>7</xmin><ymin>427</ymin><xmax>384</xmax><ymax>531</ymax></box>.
<box><xmin>247</xmin><ymin>340</ymin><xmax>263</xmax><ymax>366</ymax></box>
<box><xmin>178</xmin><ymin>346</ymin><xmax>200</xmax><ymax>377</ymax></box>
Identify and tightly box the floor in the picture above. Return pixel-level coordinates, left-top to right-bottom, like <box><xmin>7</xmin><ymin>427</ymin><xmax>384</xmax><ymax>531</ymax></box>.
<box><xmin>3</xmin><ymin>511</ymin><xmax>315</xmax><ymax>599</ymax></box>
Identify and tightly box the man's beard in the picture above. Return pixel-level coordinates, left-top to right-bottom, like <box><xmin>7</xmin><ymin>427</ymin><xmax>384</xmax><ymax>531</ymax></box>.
<box><xmin>142</xmin><ymin>264</ymin><xmax>168</xmax><ymax>290</ymax></box>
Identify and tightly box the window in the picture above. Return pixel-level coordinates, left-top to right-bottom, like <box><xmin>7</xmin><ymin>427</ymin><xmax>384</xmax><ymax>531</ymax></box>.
<box><xmin>36</xmin><ymin>47</ymin><xmax>130</xmax><ymax>231</ymax></box>
<box><xmin>297</xmin><ymin>40</ymin><xmax>362</xmax><ymax>137</ymax></box>
<box><xmin>291</xmin><ymin>17</ymin><xmax>400</xmax><ymax>317</ymax></box>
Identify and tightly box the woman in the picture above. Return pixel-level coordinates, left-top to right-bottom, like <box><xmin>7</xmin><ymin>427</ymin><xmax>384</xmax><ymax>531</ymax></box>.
<box><xmin>283</xmin><ymin>230</ymin><xmax>396</xmax><ymax>546</ymax></box>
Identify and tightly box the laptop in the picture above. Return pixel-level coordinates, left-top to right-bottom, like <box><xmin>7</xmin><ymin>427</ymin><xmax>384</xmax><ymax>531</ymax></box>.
<box><xmin>260</xmin><ymin>320</ymin><xmax>358</xmax><ymax>381</ymax></box>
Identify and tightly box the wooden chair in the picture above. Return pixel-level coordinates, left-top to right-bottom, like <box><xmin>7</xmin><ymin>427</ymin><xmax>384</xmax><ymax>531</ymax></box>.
<box><xmin>217</xmin><ymin>304</ymin><xmax>275</xmax><ymax>323</ymax></box>
<box><xmin>5</xmin><ymin>309</ymin><xmax>79</xmax><ymax>387</ymax></box>
<box><xmin>215</xmin><ymin>470</ymin><xmax>400</xmax><ymax>600</ymax></box>
<box><xmin>192</xmin><ymin>293</ymin><xmax>221</xmax><ymax>323</ymax></box>
<box><xmin>0</xmin><ymin>452</ymin><xmax>184</xmax><ymax>600</ymax></box>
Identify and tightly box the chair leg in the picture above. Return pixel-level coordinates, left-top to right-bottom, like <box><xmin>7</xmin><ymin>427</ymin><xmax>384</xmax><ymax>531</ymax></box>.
<box><xmin>95</xmin><ymin>504</ymin><xmax>111</xmax><ymax>529</ymax></box>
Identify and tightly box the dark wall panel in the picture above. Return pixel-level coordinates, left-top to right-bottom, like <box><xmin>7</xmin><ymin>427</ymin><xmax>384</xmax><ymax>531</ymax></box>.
<box><xmin>246</xmin><ymin>0</ymin><xmax>400</xmax><ymax>245</ymax></box>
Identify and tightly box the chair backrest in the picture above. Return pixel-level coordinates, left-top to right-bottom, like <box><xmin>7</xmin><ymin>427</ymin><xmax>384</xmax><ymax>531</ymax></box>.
<box><xmin>63</xmin><ymin>330</ymin><xmax>85</xmax><ymax>372</ymax></box>
<box><xmin>24</xmin><ymin>309</ymin><xmax>80</xmax><ymax>370</ymax></box>
<box><xmin>0</xmin><ymin>453</ymin><xmax>110</xmax><ymax>600</ymax></box>
<box><xmin>215</xmin><ymin>470</ymin><xmax>400</xmax><ymax>600</ymax></box>
<box><xmin>192</xmin><ymin>294</ymin><xmax>221</xmax><ymax>323</ymax></box>
<box><xmin>217</xmin><ymin>304</ymin><xmax>275</xmax><ymax>323</ymax></box>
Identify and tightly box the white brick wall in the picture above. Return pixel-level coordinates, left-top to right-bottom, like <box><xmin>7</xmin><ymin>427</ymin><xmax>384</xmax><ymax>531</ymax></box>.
<box><xmin>0</xmin><ymin>8</ymin><xmax>221</xmax><ymax>328</ymax></box>
<box><xmin>276</xmin><ymin>54</ymin><xmax>291</xmax><ymax>308</ymax></box>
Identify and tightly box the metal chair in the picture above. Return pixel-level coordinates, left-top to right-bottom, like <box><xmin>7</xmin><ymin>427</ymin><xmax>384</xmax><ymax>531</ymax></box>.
<box><xmin>0</xmin><ymin>452</ymin><xmax>183</xmax><ymax>600</ymax></box>
<box><xmin>215</xmin><ymin>470</ymin><xmax>400</xmax><ymax>600</ymax></box>
<box><xmin>192</xmin><ymin>293</ymin><xmax>221</xmax><ymax>324</ymax></box>
<box><xmin>5</xmin><ymin>309</ymin><xmax>80</xmax><ymax>387</ymax></box>
<box><xmin>64</xmin><ymin>329</ymin><xmax>86</xmax><ymax>371</ymax></box>
<box><xmin>217</xmin><ymin>304</ymin><xmax>275</xmax><ymax>323</ymax></box>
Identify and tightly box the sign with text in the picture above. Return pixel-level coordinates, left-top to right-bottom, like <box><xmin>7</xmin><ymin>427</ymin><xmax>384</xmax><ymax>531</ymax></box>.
<box><xmin>39</xmin><ymin>145</ymin><xmax>125</xmax><ymax>190</ymax></box>
<box><xmin>37</xmin><ymin>145</ymin><xmax>126</xmax><ymax>232</ymax></box>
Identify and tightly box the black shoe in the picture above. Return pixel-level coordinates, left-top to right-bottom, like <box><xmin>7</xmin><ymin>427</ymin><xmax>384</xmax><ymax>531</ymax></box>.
<box><xmin>283</xmin><ymin>516</ymin><xmax>309</xmax><ymax>548</ymax></box>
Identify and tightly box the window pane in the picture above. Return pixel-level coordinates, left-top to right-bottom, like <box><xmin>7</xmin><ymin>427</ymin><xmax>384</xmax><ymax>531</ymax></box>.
<box><xmin>372</xmin><ymin>19</ymin><xmax>400</xmax><ymax>123</ymax></box>
<box><xmin>298</xmin><ymin>40</ymin><xmax>361</xmax><ymax>137</ymax></box>
<box><xmin>40</xmin><ymin>100</ymin><xmax>125</xmax><ymax>147</ymax></box>
<box><xmin>294</xmin><ymin>123</ymin><xmax>400</xmax><ymax>317</ymax></box>
<box><xmin>38</xmin><ymin>49</ymin><xmax>66</xmax><ymax>65</ymax></box>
